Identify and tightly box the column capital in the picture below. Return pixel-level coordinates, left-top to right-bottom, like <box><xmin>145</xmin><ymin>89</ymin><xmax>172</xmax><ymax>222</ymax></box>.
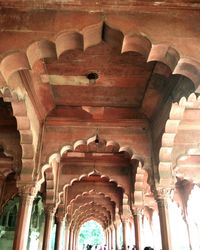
<box><xmin>155</xmin><ymin>187</ymin><xmax>173</xmax><ymax>201</ymax></box>
<box><xmin>17</xmin><ymin>184</ymin><xmax>38</xmax><ymax>206</ymax></box>
<box><xmin>120</xmin><ymin>214</ymin><xmax>130</xmax><ymax>223</ymax></box>
<box><xmin>44</xmin><ymin>205</ymin><xmax>56</xmax><ymax>216</ymax></box>
<box><xmin>133</xmin><ymin>208</ymin><xmax>142</xmax><ymax>216</ymax></box>
<box><xmin>56</xmin><ymin>213</ymin><xmax>66</xmax><ymax>223</ymax></box>
<box><xmin>17</xmin><ymin>183</ymin><xmax>38</xmax><ymax>197</ymax></box>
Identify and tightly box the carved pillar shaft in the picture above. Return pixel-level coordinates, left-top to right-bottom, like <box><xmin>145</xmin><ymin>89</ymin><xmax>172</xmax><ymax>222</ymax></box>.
<box><xmin>133</xmin><ymin>213</ymin><xmax>141</xmax><ymax>250</ymax></box>
<box><xmin>69</xmin><ymin>228</ymin><xmax>74</xmax><ymax>250</ymax></box>
<box><xmin>105</xmin><ymin>229</ymin><xmax>108</xmax><ymax>247</ymax></box>
<box><xmin>64</xmin><ymin>222</ymin><xmax>69</xmax><ymax>250</ymax></box>
<box><xmin>108</xmin><ymin>228</ymin><xmax>112</xmax><ymax>250</ymax></box>
<box><xmin>110</xmin><ymin>227</ymin><xmax>114</xmax><ymax>249</ymax></box>
<box><xmin>55</xmin><ymin>218</ymin><xmax>64</xmax><ymax>250</ymax></box>
<box><xmin>73</xmin><ymin>229</ymin><xmax>76</xmax><ymax>250</ymax></box>
<box><xmin>157</xmin><ymin>198</ymin><xmax>171</xmax><ymax>250</ymax></box>
<box><xmin>122</xmin><ymin>220</ymin><xmax>127</xmax><ymax>249</ymax></box>
<box><xmin>13</xmin><ymin>191</ymin><xmax>35</xmax><ymax>250</ymax></box>
<box><xmin>114</xmin><ymin>223</ymin><xmax>118</xmax><ymax>250</ymax></box>
<box><xmin>42</xmin><ymin>207</ymin><xmax>55</xmax><ymax>250</ymax></box>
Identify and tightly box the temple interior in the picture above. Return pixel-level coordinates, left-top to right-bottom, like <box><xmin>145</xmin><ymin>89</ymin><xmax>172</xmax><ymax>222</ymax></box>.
<box><xmin>0</xmin><ymin>1</ymin><xmax>200</xmax><ymax>250</ymax></box>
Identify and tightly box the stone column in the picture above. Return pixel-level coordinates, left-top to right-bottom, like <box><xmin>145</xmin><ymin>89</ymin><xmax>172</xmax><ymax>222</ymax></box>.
<box><xmin>55</xmin><ymin>216</ymin><xmax>65</xmax><ymax>250</ymax></box>
<box><xmin>69</xmin><ymin>228</ymin><xmax>74</xmax><ymax>250</ymax></box>
<box><xmin>108</xmin><ymin>227</ymin><xmax>112</xmax><ymax>250</ymax></box>
<box><xmin>72</xmin><ymin>228</ymin><xmax>76</xmax><ymax>250</ymax></box>
<box><xmin>110</xmin><ymin>226</ymin><xmax>114</xmax><ymax>249</ymax></box>
<box><xmin>13</xmin><ymin>186</ymin><xmax>36</xmax><ymax>250</ymax></box>
<box><xmin>121</xmin><ymin>218</ymin><xmax>127</xmax><ymax>249</ymax></box>
<box><xmin>114</xmin><ymin>222</ymin><xmax>119</xmax><ymax>250</ymax></box>
<box><xmin>156</xmin><ymin>190</ymin><xmax>171</xmax><ymax>250</ymax></box>
<box><xmin>105</xmin><ymin>228</ymin><xmax>108</xmax><ymax>248</ymax></box>
<box><xmin>133</xmin><ymin>210</ymin><xmax>141</xmax><ymax>250</ymax></box>
<box><xmin>111</xmin><ymin>225</ymin><xmax>115</xmax><ymax>250</ymax></box>
<box><xmin>68</xmin><ymin>227</ymin><xmax>72</xmax><ymax>250</ymax></box>
<box><xmin>64</xmin><ymin>221</ymin><xmax>69</xmax><ymax>250</ymax></box>
<box><xmin>42</xmin><ymin>206</ymin><xmax>55</xmax><ymax>250</ymax></box>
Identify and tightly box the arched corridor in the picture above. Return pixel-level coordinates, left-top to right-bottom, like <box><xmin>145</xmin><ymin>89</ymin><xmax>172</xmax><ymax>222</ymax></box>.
<box><xmin>0</xmin><ymin>1</ymin><xmax>200</xmax><ymax>250</ymax></box>
<box><xmin>78</xmin><ymin>220</ymin><xmax>105</xmax><ymax>249</ymax></box>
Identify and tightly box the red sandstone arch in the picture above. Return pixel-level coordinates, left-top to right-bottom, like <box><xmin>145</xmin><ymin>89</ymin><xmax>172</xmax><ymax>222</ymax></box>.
<box><xmin>76</xmin><ymin>216</ymin><xmax>107</xmax><ymax>231</ymax></box>
<box><xmin>158</xmin><ymin>93</ymin><xmax>200</xmax><ymax>188</ymax></box>
<box><xmin>67</xmin><ymin>191</ymin><xmax>115</xmax><ymax>217</ymax></box>
<box><xmin>39</xmin><ymin>135</ymin><xmax>144</xmax><ymax>207</ymax></box>
<box><xmin>175</xmin><ymin>146</ymin><xmax>200</xmax><ymax>183</ymax></box>
<box><xmin>0</xmin><ymin>22</ymin><xmax>199</xmax><ymax>93</ymax></box>
<box><xmin>67</xmin><ymin>191</ymin><xmax>115</xmax><ymax>222</ymax></box>
<box><xmin>1</xmin><ymin>21</ymin><xmax>199</xmax><ymax>196</ymax></box>
<box><xmin>73</xmin><ymin>211</ymin><xmax>109</xmax><ymax>230</ymax></box>
<box><xmin>70</xmin><ymin>203</ymin><xmax>110</xmax><ymax>230</ymax></box>
<box><xmin>0</xmin><ymin>88</ymin><xmax>36</xmax><ymax>184</ymax></box>
<box><xmin>71</xmin><ymin>202</ymin><xmax>111</xmax><ymax>223</ymax></box>
<box><xmin>66</xmin><ymin>179</ymin><xmax>122</xmax><ymax>212</ymax></box>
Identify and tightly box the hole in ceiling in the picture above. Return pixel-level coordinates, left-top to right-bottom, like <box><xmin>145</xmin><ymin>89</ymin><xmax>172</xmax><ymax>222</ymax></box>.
<box><xmin>86</xmin><ymin>72</ymin><xmax>99</xmax><ymax>83</ymax></box>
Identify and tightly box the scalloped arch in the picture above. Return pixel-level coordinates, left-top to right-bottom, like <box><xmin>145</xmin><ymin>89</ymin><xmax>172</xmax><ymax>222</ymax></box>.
<box><xmin>174</xmin><ymin>145</ymin><xmax>200</xmax><ymax>184</ymax></box>
<box><xmin>74</xmin><ymin>211</ymin><xmax>108</xmax><ymax>229</ymax></box>
<box><xmin>70</xmin><ymin>203</ymin><xmax>110</xmax><ymax>228</ymax></box>
<box><xmin>67</xmin><ymin>190</ymin><xmax>114</xmax><ymax>212</ymax></box>
<box><xmin>76</xmin><ymin>216</ymin><xmax>107</xmax><ymax>231</ymax></box>
<box><xmin>0</xmin><ymin>22</ymin><xmax>199</xmax><ymax>93</ymax></box>
<box><xmin>39</xmin><ymin>135</ymin><xmax>144</xmax><ymax>205</ymax></box>
<box><xmin>63</xmin><ymin>177</ymin><xmax>121</xmax><ymax>211</ymax></box>
<box><xmin>0</xmin><ymin>88</ymin><xmax>35</xmax><ymax>183</ymax></box>
<box><xmin>158</xmin><ymin>93</ymin><xmax>200</xmax><ymax>187</ymax></box>
<box><xmin>72</xmin><ymin>202</ymin><xmax>110</xmax><ymax>220</ymax></box>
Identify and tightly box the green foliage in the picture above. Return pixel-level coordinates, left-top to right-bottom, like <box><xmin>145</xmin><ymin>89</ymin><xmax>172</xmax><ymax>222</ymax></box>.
<box><xmin>78</xmin><ymin>220</ymin><xmax>105</xmax><ymax>247</ymax></box>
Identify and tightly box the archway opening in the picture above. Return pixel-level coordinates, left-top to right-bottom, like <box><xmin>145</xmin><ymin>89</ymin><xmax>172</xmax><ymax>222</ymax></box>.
<box><xmin>78</xmin><ymin>220</ymin><xmax>105</xmax><ymax>249</ymax></box>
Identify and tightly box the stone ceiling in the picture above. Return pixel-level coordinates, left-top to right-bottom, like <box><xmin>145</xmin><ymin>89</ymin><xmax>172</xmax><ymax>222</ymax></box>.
<box><xmin>0</xmin><ymin>0</ymin><xmax>200</xmax><ymax>230</ymax></box>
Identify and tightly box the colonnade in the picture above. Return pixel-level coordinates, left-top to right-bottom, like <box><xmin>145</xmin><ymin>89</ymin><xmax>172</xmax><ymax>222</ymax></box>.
<box><xmin>1</xmin><ymin>182</ymin><xmax>200</xmax><ymax>249</ymax></box>
<box><xmin>8</xmin><ymin>188</ymin><xmax>167</xmax><ymax>250</ymax></box>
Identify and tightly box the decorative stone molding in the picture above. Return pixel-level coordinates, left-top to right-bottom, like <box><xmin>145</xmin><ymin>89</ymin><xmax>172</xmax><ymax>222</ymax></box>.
<box><xmin>159</xmin><ymin>93</ymin><xmax>200</xmax><ymax>188</ymax></box>
<box><xmin>44</xmin><ymin>205</ymin><xmax>56</xmax><ymax>217</ymax></box>
<box><xmin>17</xmin><ymin>184</ymin><xmax>38</xmax><ymax>197</ymax></box>
<box><xmin>39</xmin><ymin>135</ymin><xmax>145</xmax><ymax>211</ymax></box>
<box><xmin>0</xmin><ymin>88</ymin><xmax>36</xmax><ymax>183</ymax></box>
<box><xmin>0</xmin><ymin>22</ymin><xmax>199</xmax><ymax>91</ymax></box>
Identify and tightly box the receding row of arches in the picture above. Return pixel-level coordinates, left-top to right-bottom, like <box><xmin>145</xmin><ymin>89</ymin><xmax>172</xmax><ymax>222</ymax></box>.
<box><xmin>0</xmin><ymin>17</ymin><xmax>200</xmax><ymax>250</ymax></box>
